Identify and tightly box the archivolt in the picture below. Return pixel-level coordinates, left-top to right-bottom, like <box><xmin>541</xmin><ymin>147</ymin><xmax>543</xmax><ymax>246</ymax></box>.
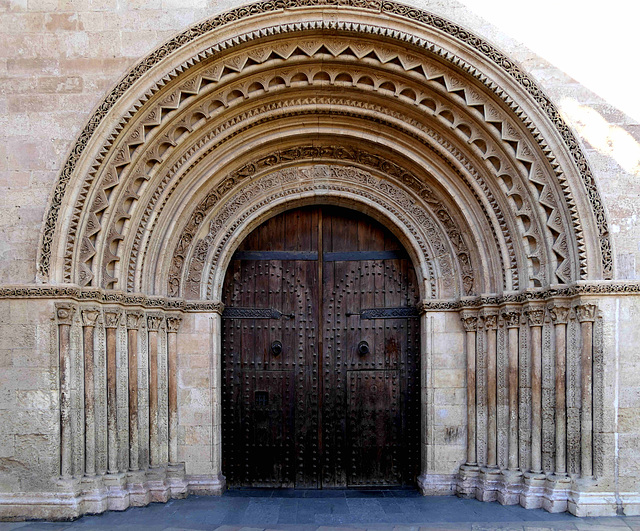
<box><xmin>39</xmin><ymin>1</ymin><xmax>611</xmax><ymax>299</ymax></box>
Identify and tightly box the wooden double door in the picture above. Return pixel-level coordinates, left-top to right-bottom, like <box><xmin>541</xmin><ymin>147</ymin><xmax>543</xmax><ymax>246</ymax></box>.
<box><xmin>221</xmin><ymin>206</ymin><xmax>420</xmax><ymax>488</ymax></box>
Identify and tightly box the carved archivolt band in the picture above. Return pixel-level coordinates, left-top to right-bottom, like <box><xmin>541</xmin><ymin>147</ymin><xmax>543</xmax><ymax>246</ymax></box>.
<box><xmin>38</xmin><ymin>1</ymin><xmax>611</xmax><ymax>298</ymax></box>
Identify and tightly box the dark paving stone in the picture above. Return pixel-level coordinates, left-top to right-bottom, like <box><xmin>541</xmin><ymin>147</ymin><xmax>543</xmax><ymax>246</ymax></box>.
<box><xmin>224</xmin><ymin>488</ymin><xmax>274</xmax><ymax>498</ymax></box>
<box><xmin>304</xmin><ymin>491</ymin><xmax>348</xmax><ymax>498</ymax></box>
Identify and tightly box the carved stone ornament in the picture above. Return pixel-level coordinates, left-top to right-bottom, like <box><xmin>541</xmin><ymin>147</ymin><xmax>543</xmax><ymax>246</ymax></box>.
<box><xmin>575</xmin><ymin>303</ymin><xmax>597</xmax><ymax>323</ymax></box>
<box><xmin>103</xmin><ymin>308</ymin><xmax>122</xmax><ymax>329</ymax></box>
<box><xmin>146</xmin><ymin>313</ymin><xmax>164</xmax><ymax>331</ymax></box>
<box><xmin>55</xmin><ymin>302</ymin><xmax>76</xmax><ymax>325</ymax></box>
<box><xmin>165</xmin><ymin>314</ymin><xmax>183</xmax><ymax>333</ymax></box>
<box><xmin>548</xmin><ymin>304</ymin><xmax>571</xmax><ymax>324</ymax></box>
<box><xmin>501</xmin><ymin>309</ymin><xmax>521</xmax><ymax>328</ymax></box>
<box><xmin>37</xmin><ymin>0</ymin><xmax>613</xmax><ymax>299</ymax></box>
<box><xmin>461</xmin><ymin>312</ymin><xmax>478</xmax><ymax>332</ymax></box>
<box><xmin>125</xmin><ymin>311</ymin><xmax>143</xmax><ymax>330</ymax></box>
<box><xmin>81</xmin><ymin>308</ymin><xmax>100</xmax><ymax>328</ymax></box>
<box><xmin>483</xmin><ymin>312</ymin><xmax>498</xmax><ymax>330</ymax></box>
<box><xmin>524</xmin><ymin>306</ymin><xmax>546</xmax><ymax>327</ymax></box>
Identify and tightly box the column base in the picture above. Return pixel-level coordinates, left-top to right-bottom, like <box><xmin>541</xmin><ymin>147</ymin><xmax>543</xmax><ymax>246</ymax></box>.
<box><xmin>543</xmin><ymin>473</ymin><xmax>571</xmax><ymax>513</ymax></box>
<box><xmin>520</xmin><ymin>472</ymin><xmax>546</xmax><ymax>509</ymax></box>
<box><xmin>79</xmin><ymin>475</ymin><xmax>108</xmax><ymax>515</ymax></box>
<box><xmin>417</xmin><ymin>473</ymin><xmax>456</xmax><ymax>495</ymax></box>
<box><xmin>497</xmin><ymin>470</ymin><xmax>523</xmax><ymax>505</ymax></box>
<box><xmin>167</xmin><ymin>463</ymin><xmax>188</xmax><ymax>498</ymax></box>
<box><xmin>187</xmin><ymin>474</ymin><xmax>226</xmax><ymax>496</ymax></box>
<box><xmin>456</xmin><ymin>464</ymin><xmax>480</xmax><ymax>498</ymax></box>
<box><xmin>476</xmin><ymin>467</ymin><xmax>501</xmax><ymax>502</ymax></box>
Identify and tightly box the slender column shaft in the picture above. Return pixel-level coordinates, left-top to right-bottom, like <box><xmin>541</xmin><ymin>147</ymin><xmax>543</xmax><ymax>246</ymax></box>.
<box><xmin>104</xmin><ymin>310</ymin><xmax>121</xmax><ymax>474</ymax></box>
<box><xmin>126</xmin><ymin>312</ymin><xmax>142</xmax><ymax>471</ymax></box>
<box><xmin>147</xmin><ymin>314</ymin><xmax>163</xmax><ymax>467</ymax></box>
<box><xmin>56</xmin><ymin>304</ymin><xmax>76</xmax><ymax>479</ymax></box>
<box><xmin>549</xmin><ymin>305</ymin><xmax>570</xmax><ymax>476</ymax></box>
<box><xmin>461</xmin><ymin>313</ymin><xmax>478</xmax><ymax>466</ymax></box>
<box><xmin>81</xmin><ymin>309</ymin><xmax>100</xmax><ymax>476</ymax></box>
<box><xmin>530</xmin><ymin>325</ymin><xmax>542</xmax><ymax>473</ymax></box>
<box><xmin>166</xmin><ymin>315</ymin><xmax>182</xmax><ymax>464</ymax></box>
<box><xmin>576</xmin><ymin>304</ymin><xmax>596</xmax><ymax>478</ymax></box>
<box><xmin>525</xmin><ymin>306</ymin><xmax>545</xmax><ymax>475</ymax></box>
<box><xmin>485</xmin><ymin>314</ymin><xmax>498</xmax><ymax>468</ymax></box>
<box><xmin>502</xmin><ymin>309</ymin><xmax>520</xmax><ymax>471</ymax></box>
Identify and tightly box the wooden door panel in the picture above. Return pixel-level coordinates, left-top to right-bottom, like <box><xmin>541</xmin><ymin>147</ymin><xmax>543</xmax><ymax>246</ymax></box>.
<box><xmin>222</xmin><ymin>206</ymin><xmax>419</xmax><ymax>488</ymax></box>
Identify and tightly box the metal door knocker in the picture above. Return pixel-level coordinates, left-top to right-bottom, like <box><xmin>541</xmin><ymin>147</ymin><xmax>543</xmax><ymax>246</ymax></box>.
<box><xmin>358</xmin><ymin>340</ymin><xmax>370</xmax><ymax>356</ymax></box>
<box><xmin>271</xmin><ymin>340</ymin><xmax>283</xmax><ymax>356</ymax></box>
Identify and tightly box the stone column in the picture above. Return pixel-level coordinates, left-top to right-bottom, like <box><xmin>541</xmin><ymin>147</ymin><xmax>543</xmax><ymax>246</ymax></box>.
<box><xmin>81</xmin><ymin>308</ymin><xmax>100</xmax><ymax>477</ymax></box>
<box><xmin>576</xmin><ymin>303</ymin><xmax>596</xmax><ymax>478</ymax></box>
<box><xmin>502</xmin><ymin>309</ymin><xmax>521</xmax><ymax>472</ymax></box>
<box><xmin>548</xmin><ymin>304</ymin><xmax>570</xmax><ymax>476</ymax></box>
<box><xmin>56</xmin><ymin>303</ymin><xmax>76</xmax><ymax>479</ymax></box>
<box><xmin>103</xmin><ymin>309</ymin><xmax>121</xmax><ymax>474</ymax></box>
<box><xmin>166</xmin><ymin>314</ymin><xmax>182</xmax><ymax>465</ymax></box>
<box><xmin>147</xmin><ymin>313</ymin><xmax>164</xmax><ymax>468</ymax></box>
<box><xmin>525</xmin><ymin>305</ymin><xmax>545</xmax><ymax>474</ymax></box>
<box><xmin>461</xmin><ymin>311</ymin><xmax>478</xmax><ymax>467</ymax></box>
<box><xmin>484</xmin><ymin>311</ymin><xmax>498</xmax><ymax>469</ymax></box>
<box><xmin>126</xmin><ymin>312</ymin><xmax>142</xmax><ymax>471</ymax></box>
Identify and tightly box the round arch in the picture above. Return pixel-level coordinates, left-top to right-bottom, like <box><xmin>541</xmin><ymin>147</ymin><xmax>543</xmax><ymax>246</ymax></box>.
<box><xmin>38</xmin><ymin>0</ymin><xmax>611</xmax><ymax>295</ymax></box>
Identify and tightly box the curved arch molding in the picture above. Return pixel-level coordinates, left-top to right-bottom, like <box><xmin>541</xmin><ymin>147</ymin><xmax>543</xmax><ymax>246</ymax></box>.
<box><xmin>38</xmin><ymin>0</ymin><xmax>612</xmax><ymax>297</ymax></box>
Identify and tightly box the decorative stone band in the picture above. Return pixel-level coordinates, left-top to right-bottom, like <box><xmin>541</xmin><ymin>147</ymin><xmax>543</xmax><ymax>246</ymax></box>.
<box><xmin>458</xmin><ymin>300</ymin><xmax>603</xmax><ymax>511</ymax></box>
<box><xmin>3</xmin><ymin>283</ymin><xmax>639</xmax><ymax>308</ymax></box>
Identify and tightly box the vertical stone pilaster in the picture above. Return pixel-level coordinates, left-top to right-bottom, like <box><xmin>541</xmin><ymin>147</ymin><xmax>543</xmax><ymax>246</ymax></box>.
<box><xmin>211</xmin><ymin>303</ymin><xmax>225</xmax><ymax>485</ymax></box>
<box><xmin>166</xmin><ymin>315</ymin><xmax>182</xmax><ymax>465</ymax></box>
<box><xmin>524</xmin><ymin>305</ymin><xmax>545</xmax><ymax>475</ymax></box>
<box><xmin>461</xmin><ymin>311</ymin><xmax>478</xmax><ymax>467</ymax></box>
<box><xmin>576</xmin><ymin>303</ymin><xmax>596</xmax><ymax>478</ymax></box>
<box><xmin>56</xmin><ymin>303</ymin><xmax>76</xmax><ymax>479</ymax></box>
<box><xmin>103</xmin><ymin>308</ymin><xmax>121</xmax><ymax>474</ymax></box>
<box><xmin>548</xmin><ymin>304</ymin><xmax>570</xmax><ymax>476</ymax></box>
<box><xmin>483</xmin><ymin>311</ymin><xmax>498</xmax><ymax>469</ymax></box>
<box><xmin>502</xmin><ymin>308</ymin><xmax>521</xmax><ymax>473</ymax></box>
<box><xmin>81</xmin><ymin>308</ymin><xmax>100</xmax><ymax>477</ymax></box>
<box><xmin>147</xmin><ymin>313</ymin><xmax>163</xmax><ymax>468</ymax></box>
<box><xmin>126</xmin><ymin>312</ymin><xmax>142</xmax><ymax>471</ymax></box>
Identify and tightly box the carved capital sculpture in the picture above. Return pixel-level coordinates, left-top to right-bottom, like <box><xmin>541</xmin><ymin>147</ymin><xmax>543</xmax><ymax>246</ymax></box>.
<box><xmin>147</xmin><ymin>313</ymin><xmax>164</xmax><ymax>331</ymax></box>
<box><xmin>166</xmin><ymin>314</ymin><xmax>183</xmax><ymax>333</ymax></box>
<box><xmin>575</xmin><ymin>303</ymin><xmax>597</xmax><ymax>323</ymax></box>
<box><xmin>126</xmin><ymin>311</ymin><xmax>143</xmax><ymax>330</ymax></box>
<box><xmin>524</xmin><ymin>305</ymin><xmax>546</xmax><ymax>327</ymax></box>
<box><xmin>460</xmin><ymin>311</ymin><xmax>478</xmax><ymax>332</ymax></box>
<box><xmin>482</xmin><ymin>311</ymin><xmax>498</xmax><ymax>330</ymax></box>
<box><xmin>548</xmin><ymin>304</ymin><xmax>571</xmax><ymax>324</ymax></box>
<box><xmin>103</xmin><ymin>308</ymin><xmax>122</xmax><ymax>329</ymax></box>
<box><xmin>55</xmin><ymin>303</ymin><xmax>76</xmax><ymax>325</ymax></box>
<box><xmin>81</xmin><ymin>307</ymin><xmax>100</xmax><ymax>328</ymax></box>
<box><xmin>501</xmin><ymin>308</ymin><xmax>521</xmax><ymax>328</ymax></box>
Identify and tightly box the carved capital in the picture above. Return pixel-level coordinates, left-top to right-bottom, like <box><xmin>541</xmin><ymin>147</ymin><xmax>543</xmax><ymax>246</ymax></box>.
<box><xmin>166</xmin><ymin>314</ymin><xmax>183</xmax><ymax>333</ymax></box>
<box><xmin>417</xmin><ymin>300</ymin><xmax>429</xmax><ymax>315</ymax></box>
<box><xmin>126</xmin><ymin>311</ymin><xmax>143</xmax><ymax>330</ymax></box>
<box><xmin>103</xmin><ymin>308</ymin><xmax>121</xmax><ymax>329</ymax></box>
<box><xmin>482</xmin><ymin>311</ymin><xmax>498</xmax><ymax>330</ymax></box>
<box><xmin>55</xmin><ymin>303</ymin><xmax>76</xmax><ymax>326</ymax></box>
<box><xmin>81</xmin><ymin>307</ymin><xmax>100</xmax><ymax>328</ymax></box>
<box><xmin>548</xmin><ymin>304</ymin><xmax>571</xmax><ymax>325</ymax></box>
<box><xmin>524</xmin><ymin>304</ymin><xmax>546</xmax><ymax>327</ymax></box>
<box><xmin>147</xmin><ymin>313</ymin><xmax>164</xmax><ymax>332</ymax></box>
<box><xmin>460</xmin><ymin>310</ymin><xmax>478</xmax><ymax>332</ymax></box>
<box><xmin>501</xmin><ymin>308</ymin><xmax>521</xmax><ymax>328</ymax></box>
<box><xmin>575</xmin><ymin>303</ymin><xmax>597</xmax><ymax>323</ymax></box>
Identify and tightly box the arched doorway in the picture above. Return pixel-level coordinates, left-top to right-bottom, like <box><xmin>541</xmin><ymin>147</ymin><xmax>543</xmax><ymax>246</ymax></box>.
<box><xmin>221</xmin><ymin>206</ymin><xmax>421</xmax><ymax>487</ymax></box>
